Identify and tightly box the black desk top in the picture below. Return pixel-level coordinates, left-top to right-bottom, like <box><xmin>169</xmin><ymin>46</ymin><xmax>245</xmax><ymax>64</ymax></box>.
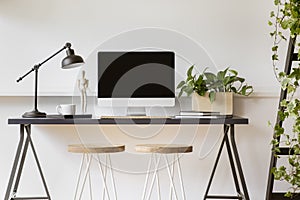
<box><xmin>8</xmin><ymin>116</ymin><xmax>248</xmax><ymax>125</ymax></box>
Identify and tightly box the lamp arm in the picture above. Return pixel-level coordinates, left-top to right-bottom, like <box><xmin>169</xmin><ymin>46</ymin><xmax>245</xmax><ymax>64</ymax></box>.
<box><xmin>16</xmin><ymin>43</ymin><xmax>71</xmax><ymax>82</ymax></box>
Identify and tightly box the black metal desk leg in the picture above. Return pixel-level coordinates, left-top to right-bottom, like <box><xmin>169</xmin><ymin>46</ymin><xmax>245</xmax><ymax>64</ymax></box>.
<box><xmin>25</xmin><ymin>125</ymin><xmax>51</xmax><ymax>199</ymax></box>
<box><xmin>12</xmin><ymin>125</ymin><xmax>31</xmax><ymax>197</ymax></box>
<box><xmin>204</xmin><ymin>125</ymin><xmax>250</xmax><ymax>200</ymax></box>
<box><xmin>230</xmin><ymin>124</ymin><xmax>250</xmax><ymax>200</ymax></box>
<box><xmin>4</xmin><ymin>125</ymin><xmax>25</xmax><ymax>200</ymax></box>
<box><xmin>203</xmin><ymin>125</ymin><xmax>229</xmax><ymax>199</ymax></box>
<box><xmin>225</xmin><ymin>125</ymin><xmax>242</xmax><ymax>196</ymax></box>
<box><xmin>4</xmin><ymin>125</ymin><xmax>51</xmax><ymax>200</ymax></box>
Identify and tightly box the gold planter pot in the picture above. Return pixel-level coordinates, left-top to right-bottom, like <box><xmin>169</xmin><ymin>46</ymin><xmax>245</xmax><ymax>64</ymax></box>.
<box><xmin>192</xmin><ymin>92</ymin><xmax>233</xmax><ymax>115</ymax></box>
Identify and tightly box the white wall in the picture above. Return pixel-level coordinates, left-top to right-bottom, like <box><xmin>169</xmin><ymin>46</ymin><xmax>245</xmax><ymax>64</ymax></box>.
<box><xmin>0</xmin><ymin>0</ymin><xmax>280</xmax><ymax>95</ymax></box>
<box><xmin>0</xmin><ymin>0</ymin><xmax>288</xmax><ymax>199</ymax></box>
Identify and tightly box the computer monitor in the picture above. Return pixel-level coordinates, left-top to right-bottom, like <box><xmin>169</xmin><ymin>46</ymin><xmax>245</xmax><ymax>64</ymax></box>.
<box><xmin>97</xmin><ymin>51</ymin><xmax>175</xmax><ymax>115</ymax></box>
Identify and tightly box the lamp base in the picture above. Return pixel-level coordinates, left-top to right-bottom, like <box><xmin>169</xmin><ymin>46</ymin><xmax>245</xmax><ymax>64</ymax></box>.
<box><xmin>22</xmin><ymin>110</ymin><xmax>47</xmax><ymax>118</ymax></box>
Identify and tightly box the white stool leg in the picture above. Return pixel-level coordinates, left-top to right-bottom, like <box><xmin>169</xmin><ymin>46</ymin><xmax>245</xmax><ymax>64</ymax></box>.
<box><xmin>176</xmin><ymin>154</ymin><xmax>186</xmax><ymax>200</ymax></box>
<box><xmin>146</xmin><ymin>154</ymin><xmax>161</xmax><ymax>200</ymax></box>
<box><xmin>164</xmin><ymin>155</ymin><xmax>179</xmax><ymax>200</ymax></box>
<box><xmin>101</xmin><ymin>155</ymin><xmax>108</xmax><ymax>200</ymax></box>
<box><xmin>74</xmin><ymin>153</ymin><xmax>86</xmax><ymax>200</ymax></box>
<box><xmin>169</xmin><ymin>154</ymin><xmax>176</xmax><ymax>200</ymax></box>
<box><xmin>107</xmin><ymin>154</ymin><xmax>118</xmax><ymax>200</ymax></box>
<box><xmin>142</xmin><ymin>153</ymin><xmax>154</xmax><ymax>200</ymax></box>
<box><xmin>78</xmin><ymin>154</ymin><xmax>93</xmax><ymax>200</ymax></box>
<box><xmin>87</xmin><ymin>155</ymin><xmax>93</xmax><ymax>200</ymax></box>
<box><xmin>97</xmin><ymin>154</ymin><xmax>111</xmax><ymax>200</ymax></box>
<box><xmin>155</xmin><ymin>154</ymin><xmax>161</xmax><ymax>200</ymax></box>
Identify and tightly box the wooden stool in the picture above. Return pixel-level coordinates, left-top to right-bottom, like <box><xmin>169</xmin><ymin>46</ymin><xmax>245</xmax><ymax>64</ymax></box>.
<box><xmin>68</xmin><ymin>144</ymin><xmax>125</xmax><ymax>200</ymax></box>
<box><xmin>135</xmin><ymin>144</ymin><xmax>193</xmax><ymax>200</ymax></box>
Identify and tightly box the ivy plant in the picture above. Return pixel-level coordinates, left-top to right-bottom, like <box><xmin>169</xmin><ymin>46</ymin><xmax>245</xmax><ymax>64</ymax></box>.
<box><xmin>177</xmin><ymin>65</ymin><xmax>253</xmax><ymax>102</ymax></box>
<box><xmin>269</xmin><ymin>0</ymin><xmax>300</xmax><ymax>198</ymax></box>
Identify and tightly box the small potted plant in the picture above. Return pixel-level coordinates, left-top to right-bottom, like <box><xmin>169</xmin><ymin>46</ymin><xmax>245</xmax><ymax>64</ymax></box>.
<box><xmin>177</xmin><ymin>65</ymin><xmax>253</xmax><ymax>115</ymax></box>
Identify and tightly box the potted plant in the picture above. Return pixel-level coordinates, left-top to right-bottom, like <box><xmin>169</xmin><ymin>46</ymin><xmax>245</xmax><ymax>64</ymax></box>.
<box><xmin>269</xmin><ymin>0</ymin><xmax>300</xmax><ymax>198</ymax></box>
<box><xmin>177</xmin><ymin>65</ymin><xmax>253</xmax><ymax>115</ymax></box>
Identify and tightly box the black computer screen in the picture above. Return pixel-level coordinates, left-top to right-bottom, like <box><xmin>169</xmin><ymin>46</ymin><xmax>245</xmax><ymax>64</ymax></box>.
<box><xmin>98</xmin><ymin>51</ymin><xmax>175</xmax><ymax>98</ymax></box>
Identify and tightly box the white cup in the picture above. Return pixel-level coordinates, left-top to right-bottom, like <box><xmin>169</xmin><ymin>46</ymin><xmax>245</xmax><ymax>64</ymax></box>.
<box><xmin>56</xmin><ymin>104</ymin><xmax>76</xmax><ymax>115</ymax></box>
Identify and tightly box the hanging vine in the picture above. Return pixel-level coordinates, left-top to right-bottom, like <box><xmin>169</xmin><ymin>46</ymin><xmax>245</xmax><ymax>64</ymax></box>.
<box><xmin>269</xmin><ymin>0</ymin><xmax>300</xmax><ymax>197</ymax></box>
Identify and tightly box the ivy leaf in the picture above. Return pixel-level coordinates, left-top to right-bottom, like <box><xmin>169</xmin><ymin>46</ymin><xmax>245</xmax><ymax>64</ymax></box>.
<box><xmin>272</xmin><ymin>45</ymin><xmax>278</xmax><ymax>51</ymax></box>
<box><xmin>287</xmin><ymin>84</ymin><xmax>296</xmax><ymax>94</ymax></box>
<box><xmin>281</xmin><ymin>20</ymin><xmax>289</xmax><ymax>29</ymax></box>
<box><xmin>278</xmin><ymin>72</ymin><xmax>286</xmax><ymax>78</ymax></box>
<box><xmin>272</xmin><ymin>54</ymin><xmax>279</xmax><ymax>61</ymax></box>
<box><xmin>270</xmin><ymin>31</ymin><xmax>276</xmax><ymax>37</ymax></box>
<box><xmin>285</xmin><ymin>191</ymin><xmax>292</xmax><ymax>197</ymax></box>
<box><xmin>268</xmin><ymin>21</ymin><xmax>273</xmax><ymax>26</ymax></box>
<box><xmin>268</xmin><ymin>121</ymin><xmax>272</xmax><ymax>126</ymax></box>
<box><xmin>274</xmin><ymin>124</ymin><xmax>284</xmax><ymax>137</ymax></box>
<box><xmin>280</xmin><ymin>99</ymin><xmax>287</xmax><ymax>107</ymax></box>
<box><xmin>281</xmin><ymin>78</ymin><xmax>290</xmax><ymax>90</ymax></box>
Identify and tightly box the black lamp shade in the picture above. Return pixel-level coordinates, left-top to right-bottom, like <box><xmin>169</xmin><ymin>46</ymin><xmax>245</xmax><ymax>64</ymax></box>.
<box><xmin>62</xmin><ymin>55</ymin><xmax>84</xmax><ymax>69</ymax></box>
<box><xmin>62</xmin><ymin>48</ymin><xmax>84</xmax><ymax>69</ymax></box>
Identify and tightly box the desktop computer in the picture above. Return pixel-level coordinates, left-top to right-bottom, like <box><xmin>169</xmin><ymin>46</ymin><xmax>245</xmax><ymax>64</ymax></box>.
<box><xmin>97</xmin><ymin>51</ymin><xmax>175</xmax><ymax>116</ymax></box>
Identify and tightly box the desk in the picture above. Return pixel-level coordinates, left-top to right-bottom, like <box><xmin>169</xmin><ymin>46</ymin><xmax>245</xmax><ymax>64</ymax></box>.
<box><xmin>5</xmin><ymin>117</ymin><xmax>250</xmax><ymax>200</ymax></box>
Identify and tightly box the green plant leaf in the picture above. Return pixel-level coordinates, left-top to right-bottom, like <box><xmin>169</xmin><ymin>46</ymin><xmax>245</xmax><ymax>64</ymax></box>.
<box><xmin>281</xmin><ymin>78</ymin><xmax>290</xmax><ymax>90</ymax></box>
<box><xmin>272</xmin><ymin>54</ymin><xmax>279</xmax><ymax>60</ymax></box>
<box><xmin>204</xmin><ymin>72</ymin><xmax>217</xmax><ymax>82</ymax></box>
<box><xmin>209</xmin><ymin>92</ymin><xmax>216</xmax><ymax>103</ymax></box>
<box><xmin>178</xmin><ymin>89</ymin><xmax>183</xmax><ymax>98</ymax></box>
<box><xmin>230</xmin><ymin>87</ymin><xmax>237</xmax><ymax>93</ymax></box>
<box><xmin>270</xmin><ymin>11</ymin><xmax>275</xmax><ymax>17</ymax></box>
<box><xmin>217</xmin><ymin>70</ymin><xmax>226</xmax><ymax>81</ymax></box>
<box><xmin>272</xmin><ymin>45</ymin><xmax>278</xmax><ymax>51</ymax></box>
<box><xmin>184</xmin><ymin>85</ymin><xmax>194</xmax><ymax>96</ymax></box>
<box><xmin>268</xmin><ymin>21</ymin><xmax>273</xmax><ymax>26</ymax></box>
<box><xmin>187</xmin><ymin>65</ymin><xmax>194</xmax><ymax>78</ymax></box>
<box><xmin>281</xmin><ymin>20</ymin><xmax>289</xmax><ymax>29</ymax></box>
<box><xmin>228</xmin><ymin>68</ymin><xmax>238</xmax><ymax>76</ymax></box>
<box><xmin>177</xmin><ymin>80</ymin><xmax>185</xmax><ymax>89</ymax></box>
<box><xmin>240</xmin><ymin>85</ymin><xmax>253</xmax><ymax>96</ymax></box>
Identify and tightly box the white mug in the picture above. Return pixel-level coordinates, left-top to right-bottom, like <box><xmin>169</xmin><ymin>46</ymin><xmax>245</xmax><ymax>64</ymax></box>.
<box><xmin>56</xmin><ymin>104</ymin><xmax>76</xmax><ymax>115</ymax></box>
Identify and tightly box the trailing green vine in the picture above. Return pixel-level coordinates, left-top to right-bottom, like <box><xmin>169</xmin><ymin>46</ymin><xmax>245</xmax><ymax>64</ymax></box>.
<box><xmin>269</xmin><ymin>0</ymin><xmax>300</xmax><ymax>197</ymax></box>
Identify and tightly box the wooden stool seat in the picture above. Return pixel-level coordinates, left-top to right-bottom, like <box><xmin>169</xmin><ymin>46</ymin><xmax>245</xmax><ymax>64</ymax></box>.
<box><xmin>69</xmin><ymin>144</ymin><xmax>125</xmax><ymax>200</ymax></box>
<box><xmin>68</xmin><ymin>144</ymin><xmax>125</xmax><ymax>154</ymax></box>
<box><xmin>135</xmin><ymin>144</ymin><xmax>193</xmax><ymax>154</ymax></box>
<box><xmin>136</xmin><ymin>144</ymin><xmax>193</xmax><ymax>200</ymax></box>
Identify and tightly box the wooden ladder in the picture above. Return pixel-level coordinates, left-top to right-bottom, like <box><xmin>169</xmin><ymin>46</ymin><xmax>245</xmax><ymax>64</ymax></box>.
<box><xmin>266</xmin><ymin>35</ymin><xmax>300</xmax><ymax>200</ymax></box>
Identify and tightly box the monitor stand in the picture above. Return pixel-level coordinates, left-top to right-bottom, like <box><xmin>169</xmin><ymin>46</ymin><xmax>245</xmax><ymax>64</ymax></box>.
<box><xmin>126</xmin><ymin>107</ymin><xmax>146</xmax><ymax>116</ymax></box>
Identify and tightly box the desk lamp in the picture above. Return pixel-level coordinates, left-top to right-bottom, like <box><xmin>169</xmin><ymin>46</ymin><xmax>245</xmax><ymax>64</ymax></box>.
<box><xmin>17</xmin><ymin>42</ymin><xmax>84</xmax><ymax>118</ymax></box>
